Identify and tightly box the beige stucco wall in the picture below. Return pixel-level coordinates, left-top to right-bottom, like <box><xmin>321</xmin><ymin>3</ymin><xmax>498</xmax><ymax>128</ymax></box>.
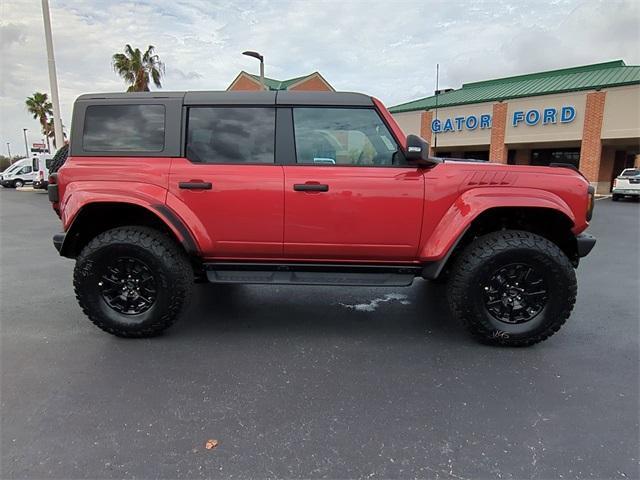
<box><xmin>505</xmin><ymin>91</ymin><xmax>587</xmax><ymax>144</ymax></box>
<box><xmin>428</xmin><ymin>102</ymin><xmax>493</xmax><ymax>147</ymax></box>
<box><xmin>392</xmin><ymin>111</ymin><xmax>422</xmax><ymax>136</ymax></box>
<box><xmin>601</xmin><ymin>85</ymin><xmax>640</xmax><ymax>139</ymax></box>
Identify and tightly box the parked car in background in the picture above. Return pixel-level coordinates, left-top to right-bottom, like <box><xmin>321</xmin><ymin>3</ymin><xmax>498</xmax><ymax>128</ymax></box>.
<box><xmin>612</xmin><ymin>168</ymin><xmax>640</xmax><ymax>201</ymax></box>
<box><xmin>32</xmin><ymin>154</ymin><xmax>54</xmax><ymax>190</ymax></box>
<box><xmin>0</xmin><ymin>159</ymin><xmax>36</xmax><ymax>188</ymax></box>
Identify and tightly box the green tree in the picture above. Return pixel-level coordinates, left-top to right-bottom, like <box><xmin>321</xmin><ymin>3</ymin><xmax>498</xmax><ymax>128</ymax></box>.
<box><xmin>44</xmin><ymin>118</ymin><xmax>66</xmax><ymax>149</ymax></box>
<box><xmin>112</xmin><ymin>44</ymin><xmax>165</xmax><ymax>92</ymax></box>
<box><xmin>25</xmin><ymin>92</ymin><xmax>53</xmax><ymax>151</ymax></box>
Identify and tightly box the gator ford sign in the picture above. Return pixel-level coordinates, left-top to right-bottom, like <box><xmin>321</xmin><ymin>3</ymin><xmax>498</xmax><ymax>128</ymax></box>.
<box><xmin>432</xmin><ymin>105</ymin><xmax>576</xmax><ymax>133</ymax></box>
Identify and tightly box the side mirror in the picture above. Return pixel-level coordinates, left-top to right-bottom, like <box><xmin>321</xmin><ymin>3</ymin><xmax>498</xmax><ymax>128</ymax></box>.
<box><xmin>405</xmin><ymin>134</ymin><xmax>439</xmax><ymax>166</ymax></box>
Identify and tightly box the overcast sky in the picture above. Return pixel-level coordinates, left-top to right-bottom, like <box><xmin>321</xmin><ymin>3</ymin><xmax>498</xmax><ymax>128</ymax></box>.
<box><xmin>1</xmin><ymin>0</ymin><xmax>639</xmax><ymax>157</ymax></box>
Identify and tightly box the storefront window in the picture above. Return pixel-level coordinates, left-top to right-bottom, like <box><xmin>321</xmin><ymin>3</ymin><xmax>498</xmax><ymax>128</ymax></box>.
<box><xmin>531</xmin><ymin>148</ymin><xmax>580</xmax><ymax>168</ymax></box>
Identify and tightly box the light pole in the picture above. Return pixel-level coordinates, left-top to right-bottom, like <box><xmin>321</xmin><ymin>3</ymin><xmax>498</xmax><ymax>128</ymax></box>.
<box><xmin>23</xmin><ymin>128</ymin><xmax>29</xmax><ymax>158</ymax></box>
<box><xmin>6</xmin><ymin>142</ymin><xmax>11</xmax><ymax>161</ymax></box>
<box><xmin>242</xmin><ymin>51</ymin><xmax>265</xmax><ymax>89</ymax></box>
<box><xmin>41</xmin><ymin>0</ymin><xmax>64</xmax><ymax>149</ymax></box>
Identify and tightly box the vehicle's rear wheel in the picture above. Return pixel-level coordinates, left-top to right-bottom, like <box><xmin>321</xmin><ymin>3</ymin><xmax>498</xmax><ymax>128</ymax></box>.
<box><xmin>447</xmin><ymin>230</ymin><xmax>576</xmax><ymax>347</ymax></box>
<box><xmin>74</xmin><ymin>226</ymin><xmax>193</xmax><ymax>337</ymax></box>
<box><xmin>13</xmin><ymin>179</ymin><xmax>24</xmax><ymax>188</ymax></box>
<box><xmin>612</xmin><ymin>194</ymin><xmax>620</xmax><ymax>201</ymax></box>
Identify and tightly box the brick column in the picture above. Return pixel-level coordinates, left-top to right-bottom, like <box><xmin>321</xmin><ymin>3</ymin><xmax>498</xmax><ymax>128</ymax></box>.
<box><xmin>420</xmin><ymin>110</ymin><xmax>435</xmax><ymax>156</ymax></box>
<box><xmin>580</xmin><ymin>91</ymin><xmax>607</xmax><ymax>191</ymax></box>
<box><xmin>597</xmin><ymin>147</ymin><xmax>615</xmax><ymax>193</ymax></box>
<box><xmin>489</xmin><ymin>102</ymin><xmax>508</xmax><ymax>163</ymax></box>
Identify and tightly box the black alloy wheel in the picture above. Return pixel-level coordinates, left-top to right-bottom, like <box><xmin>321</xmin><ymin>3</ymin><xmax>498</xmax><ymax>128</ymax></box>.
<box><xmin>98</xmin><ymin>257</ymin><xmax>158</xmax><ymax>315</ymax></box>
<box><xmin>483</xmin><ymin>263</ymin><xmax>548</xmax><ymax>325</ymax></box>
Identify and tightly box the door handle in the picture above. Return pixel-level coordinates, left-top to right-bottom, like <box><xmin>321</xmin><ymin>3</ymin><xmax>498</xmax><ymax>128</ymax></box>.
<box><xmin>179</xmin><ymin>181</ymin><xmax>212</xmax><ymax>190</ymax></box>
<box><xmin>293</xmin><ymin>183</ymin><xmax>329</xmax><ymax>192</ymax></box>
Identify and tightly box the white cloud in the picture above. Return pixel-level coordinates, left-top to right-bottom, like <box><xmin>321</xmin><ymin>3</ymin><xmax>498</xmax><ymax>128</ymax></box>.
<box><xmin>0</xmin><ymin>0</ymin><xmax>638</xmax><ymax>156</ymax></box>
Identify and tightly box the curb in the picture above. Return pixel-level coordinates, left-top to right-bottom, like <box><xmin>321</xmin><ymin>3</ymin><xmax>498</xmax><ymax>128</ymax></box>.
<box><xmin>16</xmin><ymin>187</ymin><xmax>47</xmax><ymax>194</ymax></box>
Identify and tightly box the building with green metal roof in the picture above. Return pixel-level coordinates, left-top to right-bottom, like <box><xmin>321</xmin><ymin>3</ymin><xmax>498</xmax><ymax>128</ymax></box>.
<box><xmin>227</xmin><ymin>71</ymin><xmax>334</xmax><ymax>92</ymax></box>
<box><xmin>390</xmin><ymin>60</ymin><xmax>640</xmax><ymax>194</ymax></box>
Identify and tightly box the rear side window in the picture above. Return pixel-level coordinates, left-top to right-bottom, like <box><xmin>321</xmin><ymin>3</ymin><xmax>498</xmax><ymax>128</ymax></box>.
<box><xmin>293</xmin><ymin>108</ymin><xmax>400</xmax><ymax>166</ymax></box>
<box><xmin>83</xmin><ymin>105</ymin><xmax>165</xmax><ymax>152</ymax></box>
<box><xmin>186</xmin><ymin>107</ymin><xmax>275</xmax><ymax>164</ymax></box>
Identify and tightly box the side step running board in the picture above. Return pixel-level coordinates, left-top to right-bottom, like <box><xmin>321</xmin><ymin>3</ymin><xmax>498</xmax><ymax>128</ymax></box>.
<box><xmin>203</xmin><ymin>262</ymin><xmax>422</xmax><ymax>286</ymax></box>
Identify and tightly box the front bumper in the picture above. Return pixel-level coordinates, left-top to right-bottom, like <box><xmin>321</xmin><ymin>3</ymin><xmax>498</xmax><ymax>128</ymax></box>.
<box><xmin>576</xmin><ymin>232</ymin><xmax>596</xmax><ymax>257</ymax></box>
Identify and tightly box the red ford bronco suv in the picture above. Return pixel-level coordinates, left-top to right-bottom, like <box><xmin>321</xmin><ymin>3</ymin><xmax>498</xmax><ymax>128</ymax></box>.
<box><xmin>49</xmin><ymin>91</ymin><xmax>596</xmax><ymax>346</ymax></box>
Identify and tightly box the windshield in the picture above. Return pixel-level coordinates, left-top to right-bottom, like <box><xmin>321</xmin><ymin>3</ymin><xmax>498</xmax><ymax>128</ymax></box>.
<box><xmin>621</xmin><ymin>168</ymin><xmax>640</xmax><ymax>177</ymax></box>
<box><xmin>2</xmin><ymin>163</ymin><xmax>21</xmax><ymax>174</ymax></box>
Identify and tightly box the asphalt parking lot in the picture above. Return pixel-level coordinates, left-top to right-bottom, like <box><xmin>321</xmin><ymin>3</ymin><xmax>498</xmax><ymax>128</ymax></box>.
<box><xmin>1</xmin><ymin>188</ymin><xmax>638</xmax><ymax>479</ymax></box>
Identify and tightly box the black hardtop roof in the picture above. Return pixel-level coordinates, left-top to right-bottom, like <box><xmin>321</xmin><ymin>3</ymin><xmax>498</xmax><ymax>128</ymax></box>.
<box><xmin>75</xmin><ymin>91</ymin><xmax>374</xmax><ymax>106</ymax></box>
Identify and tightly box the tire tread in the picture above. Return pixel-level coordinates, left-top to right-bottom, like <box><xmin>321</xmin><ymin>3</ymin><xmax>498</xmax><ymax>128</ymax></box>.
<box><xmin>73</xmin><ymin>226</ymin><xmax>193</xmax><ymax>337</ymax></box>
<box><xmin>447</xmin><ymin>230</ymin><xmax>577</xmax><ymax>347</ymax></box>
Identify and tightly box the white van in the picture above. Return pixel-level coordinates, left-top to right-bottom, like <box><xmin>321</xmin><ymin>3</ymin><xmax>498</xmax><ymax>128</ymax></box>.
<box><xmin>0</xmin><ymin>158</ymin><xmax>36</xmax><ymax>188</ymax></box>
<box><xmin>32</xmin><ymin>154</ymin><xmax>54</xmax><ymax>190</ymax></box>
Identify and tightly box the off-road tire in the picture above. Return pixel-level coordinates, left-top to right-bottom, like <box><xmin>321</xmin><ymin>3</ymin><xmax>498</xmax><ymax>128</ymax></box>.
<box><xmin>74</xmin><ymin>226</ymin><xmax>193</xmax><ymax>337</ymax></box>
<box><xmin>48</xmin><ymin>144</ymin><xmax>69</xmax><ymax>174</ymax></box>
<box><xmin>447</xmin><ymin>230</ymin><xmax>576</xmax><ymax>347</ymax></box>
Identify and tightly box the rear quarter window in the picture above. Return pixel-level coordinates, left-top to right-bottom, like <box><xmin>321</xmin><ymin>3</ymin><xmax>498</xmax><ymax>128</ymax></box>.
<box><xmin>82</xmin><ymin>104</ymin><xmax>165</xmax><ymax>152</ymax></box>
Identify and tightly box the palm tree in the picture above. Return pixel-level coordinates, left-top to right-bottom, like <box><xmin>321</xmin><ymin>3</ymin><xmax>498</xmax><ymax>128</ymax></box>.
<box><xmin>26</xmin><ymin>92</ymin><xmax>53</xmax><ymax>151</ymax></box>
<box><xmin>112</xmin><ymin>45</ymin><xmax>165</xmax><ymax>92</ymax></box>
<box><xmin>44</xmin><ymin>118</ymin><xmax>66</xmax><ymax>149</ymax></box>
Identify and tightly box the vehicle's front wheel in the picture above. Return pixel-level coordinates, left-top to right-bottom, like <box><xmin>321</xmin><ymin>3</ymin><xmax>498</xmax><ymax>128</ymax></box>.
<box><xmin>612</xmin><ymin>194</ymin><xmax>620</xmax><ymax>201</ymax></box>
<box><xmin>447</xmin><ymin>230</ymin><xmax>576</xmax><ymax>347</ymax></box>
<box><xmin>74</xmin><ymin>226</ymin><xmax>193</xmax><ymax>337</ymax></box>
<box><xmin>13</xmin><ymin>179</ymin><xmax>24</xmax><ymax>188</ymax></box>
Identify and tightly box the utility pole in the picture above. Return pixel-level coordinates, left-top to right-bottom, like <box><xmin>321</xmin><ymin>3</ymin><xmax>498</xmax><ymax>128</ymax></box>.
<box><xmin>6</xmin><ymin>143</ymin><xmax>12</xmax><ymax>161</ymax></box>
<box><xmin>434</xmin><ymin>63</ymin><xmax>439</xmax><ymax>151</ymax></box>
<box><xmin>41</xmin><ymin>0</ymin><xmax>64</xmax><ymax>149</ymax></box>
<box><xmin>23</xmin><ymin>129</ymin><xmax>29</xmax><ymax>157</ymax></box>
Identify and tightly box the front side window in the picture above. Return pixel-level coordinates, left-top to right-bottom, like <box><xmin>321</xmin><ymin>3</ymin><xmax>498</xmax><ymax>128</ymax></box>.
<box><xmin>186</xmin><ymin>107</ymin><xmax>275</xmax><ymax>164</ymax></box>
<box><xmin>83</xmin><ymin>104</ymin><xmax>165</xmax><ymax>152</ymax></box>
<box><xmin>293</xmin><ymin>108</ymin><xmax>400</xmax><ymax>166</ymax></box>
<box><xmin>18</xmin><ymin>166</ymin><xmax>32</xmax><ymax>174</ymax></box>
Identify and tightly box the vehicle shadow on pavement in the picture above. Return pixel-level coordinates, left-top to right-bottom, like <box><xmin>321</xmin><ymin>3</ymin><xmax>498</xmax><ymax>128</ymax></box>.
<box><xmin>169</xmin><ymin>279</ymin><xmax>467</xmax><ymax>345</ymax></box>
